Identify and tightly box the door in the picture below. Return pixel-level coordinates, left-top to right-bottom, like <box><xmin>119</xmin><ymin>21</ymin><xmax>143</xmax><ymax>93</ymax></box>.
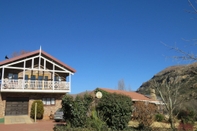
<box><xmin>5</xmin><ymin>97</ymin><xmax>29</xmax><ymax>116</ymax></box>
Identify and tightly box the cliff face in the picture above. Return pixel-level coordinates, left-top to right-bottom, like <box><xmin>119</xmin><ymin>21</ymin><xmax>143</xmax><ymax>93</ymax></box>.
<box><xmin>137</xmin><ymin>63</ymin><xmax>197</xmax><ymax>98</ymax></box>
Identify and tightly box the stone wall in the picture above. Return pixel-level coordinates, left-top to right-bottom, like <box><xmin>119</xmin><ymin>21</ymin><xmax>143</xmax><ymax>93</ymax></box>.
<box><xmin>0</xmin><ymin>92</ymin><xmax>65</xmax><ymax>119</ymax></box>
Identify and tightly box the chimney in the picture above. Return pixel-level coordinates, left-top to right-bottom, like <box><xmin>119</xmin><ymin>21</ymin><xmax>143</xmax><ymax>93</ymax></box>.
<box><xmin>150</xmin><ymin>88</ymin><xmax>157</xmax><ymax>100</ymax></box>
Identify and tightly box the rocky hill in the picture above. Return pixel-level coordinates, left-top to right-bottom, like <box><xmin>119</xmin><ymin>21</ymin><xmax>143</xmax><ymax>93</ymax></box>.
<box><xmin>137</xmin><ymin>62</ymin><xmax>197</xmax><ymax>98</ymax></box>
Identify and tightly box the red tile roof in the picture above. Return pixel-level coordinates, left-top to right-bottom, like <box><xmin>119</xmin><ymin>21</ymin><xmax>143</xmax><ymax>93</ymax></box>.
<box><xmin>98</xmin><ymin>88</ymin><xmax>157</xmax><ymax>102</ymax></box>
<box><xmin>0</xmin><ymin>50</ymin><xmax>76</xmax><ymax>73</ymax></box>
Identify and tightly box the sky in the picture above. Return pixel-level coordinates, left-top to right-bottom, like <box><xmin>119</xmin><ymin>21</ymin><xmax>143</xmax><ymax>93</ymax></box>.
<box><xmin>0</xmin><ymin>0</ymin><xmax>197</xmax><ymax>94</ymax></box>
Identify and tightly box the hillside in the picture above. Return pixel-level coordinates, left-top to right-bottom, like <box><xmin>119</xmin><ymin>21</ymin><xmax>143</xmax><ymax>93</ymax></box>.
<box><xmin>137</xmin><ymin>62</ymin><xmax>197</xmax><ymax>98</ymax></box>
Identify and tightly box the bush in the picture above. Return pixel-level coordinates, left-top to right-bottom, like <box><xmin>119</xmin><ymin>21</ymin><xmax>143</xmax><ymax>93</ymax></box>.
<box><xmin>155</xmin><ymin>113</ymin><xmax>165</xmax><ymax>122</ymax></box>
<box><xmin>61</xmin><ymin>93</ymin><xmax>93</xmax><ymax>128</ymax></box>
<box><xmin>53</xmin><ymin>124</ymin><xmax>136</xmax><ymax>131</ymax></box>
<box><xmin>178</xmin><ymin>122</ymin><xmax>194</xmax><ymax>131</ymax></box>
<box><xmin>30</xmin><ymin>100</ymin><xmax>44</xmax><ymax>119</ymax></box>
<box><xmin>132</xmin><ymin>101</ymin><xmax>157</xmax><ymax>129</ymax></box>
<box><xmin>96</xmin><ymin>89</ymin><xmax>133</xmax><ymax>131</ymax></box>
<box><xmin>86</xmin><ymin>109</ymin><xmax>108</xmax><ymax>131</ymax></box>
<box><xmin>178</xmin><ymin>109</ymin><xmax>195</xmax><ymax>124</ymax></box>
<box><xmin>53</xmin><ymin>125</ymin><xmax>96</xmax><ymax>131</ymax></box>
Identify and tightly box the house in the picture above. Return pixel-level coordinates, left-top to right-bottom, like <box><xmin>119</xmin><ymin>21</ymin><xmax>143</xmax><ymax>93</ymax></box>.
<box><xmin>0</xmin><ymin>48</ymin><xmax>76</xmax><ymax>119</ymax></box>
<box><xmin>95</xmin><ymin>88</ymin><xmax>164</xmax><ymax>112</ymax></box>
<box><xmin>97</xmin><ymin>88</ymin><xmax>160</xmax><ymax>104</ymax></box>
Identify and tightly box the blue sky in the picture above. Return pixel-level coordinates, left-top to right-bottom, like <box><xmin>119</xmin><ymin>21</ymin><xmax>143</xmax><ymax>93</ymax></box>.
<box><xmin>0</xmin><ymin>0</ymin><xmax>197</xmax><ymax>94</ymax></box>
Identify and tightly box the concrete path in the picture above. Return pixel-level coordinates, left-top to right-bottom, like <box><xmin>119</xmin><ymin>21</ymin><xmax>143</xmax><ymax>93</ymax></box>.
<box><xmin>4</xmin><ymin>115</ymin><xmax>33</xmax><ymax>124</ymax></box>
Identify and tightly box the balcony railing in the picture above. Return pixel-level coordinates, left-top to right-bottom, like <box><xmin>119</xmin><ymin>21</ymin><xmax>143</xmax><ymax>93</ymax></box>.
<box><xmin>0</xmin><ymin>79</ymin><xmax>69</xmax><ymax>91</ymax></box>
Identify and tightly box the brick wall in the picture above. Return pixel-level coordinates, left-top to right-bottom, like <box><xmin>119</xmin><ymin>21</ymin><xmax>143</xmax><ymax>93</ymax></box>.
<box><xmin>0</xmin><ymin>92</ymin><xmax>65</xmax><ymax>119</ymax></box>
<box><xmin>0</xmin><ymin>93</ymin><xmax>6</xmax><ymax>118</ymax></box>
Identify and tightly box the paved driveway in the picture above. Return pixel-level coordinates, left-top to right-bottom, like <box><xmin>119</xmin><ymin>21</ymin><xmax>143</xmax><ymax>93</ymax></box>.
<box><xmin>0</xmin><ymin>120</ymin><xmax>66</xmax><ymax>131</ymax></box>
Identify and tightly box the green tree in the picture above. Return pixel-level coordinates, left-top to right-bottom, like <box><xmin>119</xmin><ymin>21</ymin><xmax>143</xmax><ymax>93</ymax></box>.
<box><xmin>96</xmin><ymin>89</ymin><xmax>132</xmax><ymax>130</ymax></box>
<box><xmin>61</xmin><ymin>93</ymin><xmax>93</xmax><ymax>128</ymax></box>
<box><xmin>30</xmin><ymin>100</ymin><xmax>44</xmax><ymax>119</ymax></box>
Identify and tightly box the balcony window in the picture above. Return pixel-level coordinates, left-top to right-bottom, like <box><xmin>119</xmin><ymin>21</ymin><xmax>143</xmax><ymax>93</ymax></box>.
<box><xmin>54</xmin><ymin>76</ymin><xmax>61</xmax><ymax>81</ymax></box>
<box><xmin>42</xmin><ymin>98</ymin><xmax>55</xmax><ymax>105</ymax></box>
<box><xmin>31</xmin><ymin>75</ymin><xmax>36</xmax><ymax>80</ymax></box>
<box><xmin>30</xmin><ymin>75</ymin><xmax>36</xmax><ymax>88</ymax></box>
<box><xmin>25</xmin><ymin>75</ymin><xmax>28</xmax><ymax>80</ymax></box>
<box><xmin>8</xmin><ymin>73</ymin><xmax>18</xmax><ymax>79</ymax></box>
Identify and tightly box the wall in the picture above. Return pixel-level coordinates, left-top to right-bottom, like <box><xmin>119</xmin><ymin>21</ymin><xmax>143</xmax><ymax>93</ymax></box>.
<box><xmin>0</xmin><ymin>92</ymin><xmax>65</xmax><ymax>119</ymax></box>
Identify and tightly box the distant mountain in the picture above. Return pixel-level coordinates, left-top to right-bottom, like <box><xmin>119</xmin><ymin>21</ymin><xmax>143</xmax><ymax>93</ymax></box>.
<box><xmin>137</xmin><ymin>62</ymin><xmax>197</xmax><ymax>98</ymax></box>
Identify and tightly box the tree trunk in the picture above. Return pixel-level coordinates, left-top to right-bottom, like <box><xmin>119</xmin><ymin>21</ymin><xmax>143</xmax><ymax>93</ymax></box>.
<box><xmin>169</xmin><ymin>112</ymin><xmax>176</xmax><ymax>131</ymax></box>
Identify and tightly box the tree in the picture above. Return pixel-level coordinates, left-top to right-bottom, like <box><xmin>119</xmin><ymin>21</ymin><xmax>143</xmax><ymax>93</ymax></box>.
<box><xmin>96</xmin><ymin>88</ymin><xmax>133</xmax><ymax>130</ymax></box>
<box><xmin>61</xmin><ymin>93</ymin><xmax>93</xmax><ymax>128</ymax></box>
<box><xmin>157</xmin><ymin>2</ymin><xmax>197</xmax><ymax>130</ymax></box>
<box><xmin>188</xmin><ymin>0</ymin><xmax>197</xmax><ymax>14</ymax></box>
<box><xmin>162</xmin><ymin>0</ymin><xmax>197</xmax><ymax>62</ymax></box>
<box><xmin>11</xmin><ymin>50</ymin><xmax>30</xmax><ymax>58</ymax></box>
<box><xmin>117</xmin><ymin>79</ymin><xmax>125</xmax><ymax>90</ymax></box>
<box><xmin>152</xmin><ymin>77</ymin><xmax>193</xmax><ymax>130</ymax></box>
<box><xmin>30</xmin><ymin>100</ymin><xmax>44</xmax><ymax>119</ymax></box>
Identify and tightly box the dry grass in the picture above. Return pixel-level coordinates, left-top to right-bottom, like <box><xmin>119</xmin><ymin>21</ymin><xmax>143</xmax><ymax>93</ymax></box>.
<box><xmin>194</xmin><ymin>122</ymin><xmax>197</xmax><ymax>130</ymax></box>
<box><xmin>128</xmin><ymin>120</ymin><xmax>179</xmax><ymax>128</ymax></box>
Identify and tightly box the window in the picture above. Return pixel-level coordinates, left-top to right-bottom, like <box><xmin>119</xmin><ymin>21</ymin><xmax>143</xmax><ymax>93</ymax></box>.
<box><xmin>30</xmin><ymin>75</ymin><xmax>36</xmax><ymax>88</ymax></box>
<box><xmin>44</xmin><ymin>76</ymin><xmax>48</xmax><ymax>81</ymax></box>
<box><xmin>38</xmin><ymin>76</ymin><xmax>43</xmax><ymax>80</ymax></box>
<box><xmin>54</xmin><ymin>76</ymin><xmax>61</xmax><ymax>81</ymax></box>
<box><xmin>42</xmin><ymin>98</ymin><xmax>55</xmax><ymax>105</ymax></box>
<box><xmin>25</xmin><ymin>75</ymin><xmax>29</xmax><ymax>80</ymax></box>
<box><xmin>8</xmin><ymin>73</ymin><xmax>18</xmax><ymax>79</ymax></box>
<box><xmin>31</xmin><ymin>75</ymin><xmax>36</xmax><ymax>80</ymax></box>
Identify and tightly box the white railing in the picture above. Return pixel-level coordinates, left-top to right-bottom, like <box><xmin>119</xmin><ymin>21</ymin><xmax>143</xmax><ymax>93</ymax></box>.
<box><xmin>1</xmin><ymin>79</ymin><xmax>69</xmax><ymax>90</ymax></box>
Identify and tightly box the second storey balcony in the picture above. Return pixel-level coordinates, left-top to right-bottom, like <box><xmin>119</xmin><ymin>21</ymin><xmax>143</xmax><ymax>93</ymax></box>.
<box><xmin>0</xmin><ymin>79</ymin><xmax>70</xmax><ymax>93</ymax></box>
<box><xmin>0</xmin><ymin>49</ymin><xmax>75</xmax><ymax>93</ymax></box>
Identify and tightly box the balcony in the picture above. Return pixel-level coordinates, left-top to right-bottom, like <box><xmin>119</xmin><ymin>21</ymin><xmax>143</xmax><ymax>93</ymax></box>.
<box><xmin>0</xmin><ymin>79</ymin><xmax>70</xmax><ymax>93</ymax></box>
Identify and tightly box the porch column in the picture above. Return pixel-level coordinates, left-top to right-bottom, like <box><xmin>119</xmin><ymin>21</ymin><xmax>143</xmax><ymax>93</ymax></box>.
<box><xmin>31</xmin><ymin>58</ymin><xmax>34</xmax><ymax>69</ymax></box>
<box><xmin>69</xmin><ymin>73</ymin><xmax>71</xmax><ymax>92</ymax></box>
<box><xmin>52</xmin><ymin>64</ymin><xmax>55</xmax><ymax>90</ymax></box>
<box><xmin>22</xmin><ymin>60</ymin><xmax>26</xmax><ymax>90</ymax></box>
<box><xmin>1</xmin><ymin>67</ymin><xmax>5</xmax><ymax>89</ymax></box>
<box><xmin>38</xmin><ymin>47</ymin><xmax>41</xmax><ymax>70</ymax></box>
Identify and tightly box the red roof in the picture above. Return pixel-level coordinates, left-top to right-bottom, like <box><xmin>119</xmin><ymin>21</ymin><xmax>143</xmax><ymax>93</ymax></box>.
<box><xmin>0</xmin><ymin>50</ymin><xmax>76</xmax><ymax>73</ymax></box>
<box><xmin>99</xmin><ymin>88</ymin><xmax>157</xmax><ymax>102</ymax></box>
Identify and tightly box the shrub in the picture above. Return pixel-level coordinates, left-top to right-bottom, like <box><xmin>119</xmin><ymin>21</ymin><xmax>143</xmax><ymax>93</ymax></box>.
<box><xmin>178</xmin><ymin>109</ymin><xmax>195</xmax><ymax>124</ymax></box>
<box><xmin>86</xmin><ymin>109</ymin><xmax>108</xmax><ymax>131</ymax></box>
<box><xmin>30</xmin><ymin>100</ymin><xmax>44</xmax><ymax>119</ymax></box>
<box><xmin>96</xmin><ymin>89</ymin><xmax>133</xmax><ymax>131</ymax></box>
<box><xmin>155</xmin><ymin>113</ymin><xmax>165</xmax><ymax>122</ymax></box>
<box><xmin>132</xmin><ymin>101</ymin><xmax>157</xmax><ymax>129</ymax></box>
<box><xmin>178</xmin><ymin>122</ymin><xmax>194</xmax><ymax>131</ymax></box>
<box><xmin>61</xmin><ymin>93</ymin><xmax>93</xmax><ymax>128</ymax></box>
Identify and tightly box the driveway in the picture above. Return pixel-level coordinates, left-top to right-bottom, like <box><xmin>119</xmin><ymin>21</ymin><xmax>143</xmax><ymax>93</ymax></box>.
<box><xmin>0</xmin><ymin>120</ymin><xmax>66</xmax><ymax>131</ymax></box>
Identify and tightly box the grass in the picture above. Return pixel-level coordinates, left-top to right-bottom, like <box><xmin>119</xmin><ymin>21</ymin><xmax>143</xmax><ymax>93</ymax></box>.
<box><xmin>194</xmin><ymin>122</ymin><xmax>197</xmax><ymax>130</ymax></box>
<box><xmin>129</xmin><ymin>120</ymin><xmax>197</xmax><ymax>131</ymax></box>
<box><xmin>128</xmin><ymin>120</ymin><xmax>179</xmax><ymax>129</ymax></box>
<box><xmin>0</xmin><ymin>118</ymin><xmax>4</xmax><ymax>124</ymax></box>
